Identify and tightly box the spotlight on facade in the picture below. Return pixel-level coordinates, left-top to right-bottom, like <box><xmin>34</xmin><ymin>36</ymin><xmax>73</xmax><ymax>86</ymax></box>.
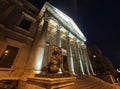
<box><xmin>35</xmin><ymin>70</ymin><xmax>41</xmax><ymax>74</ymax></box>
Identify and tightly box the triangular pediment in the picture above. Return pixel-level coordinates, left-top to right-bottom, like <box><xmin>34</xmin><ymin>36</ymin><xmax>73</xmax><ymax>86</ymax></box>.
<box><xmin>39</xmin><ymin>2</ymin><xmax>87</xmax><ymax>42</ymax></box>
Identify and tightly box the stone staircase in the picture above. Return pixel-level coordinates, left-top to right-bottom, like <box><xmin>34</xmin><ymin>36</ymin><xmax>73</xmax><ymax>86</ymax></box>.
<box><xmin>0</xmin><ymin>75</ymin><xmax>119</xmax><ymax>89</ymax></box>
<box><xmin>0</xmin><ymin>80</ymin><xmax>18</xmax><ymax>89</ymax></box>
<box><xmin>61</xmin><ymin>75</ymin><xmax>120</xmax><ymax>89</ymax></box>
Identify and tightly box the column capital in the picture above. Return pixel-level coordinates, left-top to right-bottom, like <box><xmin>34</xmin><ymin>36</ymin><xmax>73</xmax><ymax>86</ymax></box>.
<box><xmin>44</xmin><ymin>13</ymin><xmax>51</xmax><ymax>22</ymax></box>
<box><xmin>73</xmin><ymin>38</ymin><xmax>80</xmax><ymax>43</ymax></box>
<box><xmin>56</xmin><ymin>24</ymin><xmax>62</xmax><ymax>47</ymax></box>
<box><xmin>77</xmin><ymin>41</ymin><xmax>86</xmax><ymax>49</ymax></box>
<box><xmin>65</xmin><ymin>31</ymin><xmax>70</xmax><ymax>37</ymax></box>
<box><xmin>81</xmin><ymin>44</ymin><xmax>86</xmax><ymax>49</ymax></box>
<box><xmin>73</xmin><ymin>37</ymin><xmax>77</xmax><ymax>42</ymax></box>
<box><xmin>56</xmin><ymin>24</ymin><xmax>62</xmax><ymax>30</ymax></box>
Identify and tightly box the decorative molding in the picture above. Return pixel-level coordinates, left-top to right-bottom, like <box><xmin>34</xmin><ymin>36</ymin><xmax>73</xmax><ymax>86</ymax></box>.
<box><xmin>22</xmin><ymin>12</ymin><xmax>36</xmax><ymax>22</ymax></box>
<box><xmin>0</xmin><ymin>68</ymin><xmax>14</xmax><ymax>71</ymax></box>
<box><xmin>56</xmin><ymin>24</ymin><xmax>62</xmax><ymax>30</ymax></box>
<box><xmin>0</xmin><ymin>24</ymin><xmax>34</xmax><ymax>41</ymax></box>
<box><xmin>44</xmin><ymin>13</ymin><xmax>51</xmax><ymax>22</ymax></box>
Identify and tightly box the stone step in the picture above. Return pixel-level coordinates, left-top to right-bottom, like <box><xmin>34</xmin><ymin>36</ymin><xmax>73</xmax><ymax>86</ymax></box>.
<box><xmin>0</xmin><ymin>80</ymin><xmax>18</xmax><ymax>89</ymax></box>
<box><xmin>60</xmin><ymin>75</ymin><xmax>120</xmax><ymax>89</ymax></box>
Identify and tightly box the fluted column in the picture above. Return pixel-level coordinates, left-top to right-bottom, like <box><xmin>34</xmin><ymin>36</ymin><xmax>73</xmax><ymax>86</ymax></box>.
<box><xmin>82</xmin><ymin>44</ymin><xmax>91</xmax><ymax>75</ymax></box>
<box><xmin>85</xmin><ymin>48</ymin><xmax>95</xmax><ymax>75</ymax></box>
<box><xmin>74</xmin><ymin>39</ymin><xmax>85</xmax><ymax>75</ymax></box>
<box><xmin>66</xmin><ymin>32</ymin><xmax>74</xmax><ymax>74</ymax></box>
<box><xmin>34</xmin><ymin>13</ymin><xmax>50</xmax><ymax>71</ymax></box>
<box><xmin>89</xmin><ymin>60</ymin><xmax>95</xmax><ymax>75</ymax></box>
<box><xmin>56</xmin><ymin>24</ymin><xmax>62</xmax><ymax>47</ymax></box>
<box><xmin>78</xmin><ymin>42</ymin><xmax>85</xmax><ymax>75</ymax></box>
<box><xmin>78</xmin><ymin>43</ymin><xmax>87</xmax><ymax>74</ymax></box>
<box><xmin>74</xmin><ymin>38</ymin><xmax>79</xmax><ymax>74</ymax></box>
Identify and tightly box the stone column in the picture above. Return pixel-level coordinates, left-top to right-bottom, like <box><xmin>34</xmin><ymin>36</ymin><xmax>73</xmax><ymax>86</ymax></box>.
<box><xmin>55</xmin><ymin>24</ymin><xmax>63</xmax><ymax>73</ymax></box>
<box><xmin>89</xmin><ymin>60</ymin><xmax>95</xmax><ymax>75</ymax></box>
<box><xmin>66</xmin><ymin>32</ymin><xmax>74</xmax><ymax>74</ymax></box>
<box><xmin>33</xmin><ymin>13</ymin><xmax>50</xmax><ymax>71</ymax></box>
<box><xmin>82</xmin><ymin>44</ymin><xmax>91</xmax><ymax>75</ymax></box>
<box><xmin>56</xmin><ymin>24</ymin><xmax>62</xmax><ymax>47</ymax></box>
<box><xmin>74</xmin><ymin>39</ymin><xmax>85</xmax><ymax>75</ymax></box>
<box><xmin>42</xmin><ymin>44</ymin><xmax>49</xmax><ymax>68</ymax></box>
<box><xmin>74</xmin><ymin>38</ymin><xmax>79</xmax><ymax>74</ymax></box>
<box><xmin>79</xmin><ymin>42</ymin><xmax>87</xmax><ymax>74</ymax></box>
<box><xmin>78</xmin><ymin>42</ymin><xmax>85</xmax><ymax>75</ymax></box>
<box><xmin>84</xmin><ymin>48</ymin><xmax>95</xmax><ymax>75</ymax></box>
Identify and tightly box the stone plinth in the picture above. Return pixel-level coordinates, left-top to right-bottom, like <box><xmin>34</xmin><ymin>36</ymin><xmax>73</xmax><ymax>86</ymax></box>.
<box><xmin>27</xmin><ymin>77</ymin><xmax>76</xmax><ymax>89</ymax></box>
<box><xmin>35</xmin><ymin>72</ymin><xmax>74</xmax><ymax>78</ymax></box>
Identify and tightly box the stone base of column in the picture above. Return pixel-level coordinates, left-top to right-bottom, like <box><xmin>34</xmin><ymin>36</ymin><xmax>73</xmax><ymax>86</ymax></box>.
<box><xmin>27</xmin><ymin>77</ymin><xmax>76</xmax><ymax>89</ymax></box>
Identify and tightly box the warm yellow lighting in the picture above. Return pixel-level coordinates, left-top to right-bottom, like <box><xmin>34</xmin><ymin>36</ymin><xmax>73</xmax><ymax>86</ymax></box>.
<box><xmin>35</xmin><ymin>47</ymin><xmax>44</xmax><ymax>71</ymax></box>
<box><xmin>35</xmin><ymin>70</ymin><xmax>41</xmax><ymax>74</ymax></box>
<box><xmin>58</xmin><ymin>68</ymin><xmax>62</xmax><ymax>74</ymax></box>
<box><xmin>5</xmin><ymin>50</ymin><xmax>8</xmax><ymax>53</ymax></box>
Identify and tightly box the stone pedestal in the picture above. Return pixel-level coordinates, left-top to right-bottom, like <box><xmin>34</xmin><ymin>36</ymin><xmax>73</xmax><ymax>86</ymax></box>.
<box><xmin>27</xmin><ymin>77</ymin><xmax>76</xmax><ymax>89</ymax></box>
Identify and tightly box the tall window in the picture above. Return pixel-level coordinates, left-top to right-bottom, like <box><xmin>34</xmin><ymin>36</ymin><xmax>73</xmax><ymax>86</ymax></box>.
<box><xmin>0</xmin><ymin>45</ymin><xmax>19</xmax><ymax>68</ymax></box>
<box><xmin>19</xmin><ymin>18</ymin><xmax>32</xmax><ymax>30</ymax></box>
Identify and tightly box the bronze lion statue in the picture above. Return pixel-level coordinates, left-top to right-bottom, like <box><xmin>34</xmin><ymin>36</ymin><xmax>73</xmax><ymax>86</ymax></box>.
<box><xmin>42</xmin><ymin>45</ymin><xmax>65</xmax><ymax>73</ymax></box>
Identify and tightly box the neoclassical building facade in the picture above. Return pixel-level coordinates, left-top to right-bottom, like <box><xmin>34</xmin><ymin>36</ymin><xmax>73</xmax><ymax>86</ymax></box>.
<box><xmin>0</xmin><ymin>0</ymin><xmax>94</xmax><ymax>88</ymax></box>
<box><xmin>31</xmin><ymin>2</ymin><xmax>94</xmax><ymax>75</ymax></box>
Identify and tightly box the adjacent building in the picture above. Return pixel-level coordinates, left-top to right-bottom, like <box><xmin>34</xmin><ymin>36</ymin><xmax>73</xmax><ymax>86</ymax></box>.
<box><xmin>87</xmin><ymin>45</ymin><xmax>117</xmax><ymax>78</ymax></box>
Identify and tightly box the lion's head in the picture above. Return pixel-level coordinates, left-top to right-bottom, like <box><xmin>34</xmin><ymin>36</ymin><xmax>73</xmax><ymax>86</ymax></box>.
<box><xmin>52</xmin><ymin>45</ymin><xmax>62</xmax><ymax>56</ymax></box>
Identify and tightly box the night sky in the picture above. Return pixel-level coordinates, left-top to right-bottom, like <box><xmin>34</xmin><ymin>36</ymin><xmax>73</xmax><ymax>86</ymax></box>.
<box><xmin>28</xmin><ymin>0</ymin><xmax>120</xmax><ymax>69</ymax></box>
